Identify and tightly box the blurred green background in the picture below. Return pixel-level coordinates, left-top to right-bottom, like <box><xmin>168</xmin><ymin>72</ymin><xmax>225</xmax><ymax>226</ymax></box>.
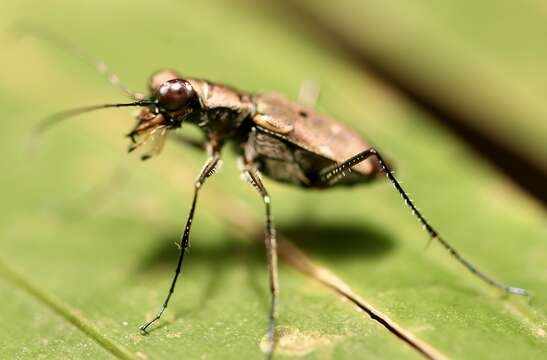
<box><xmin>0</xmin><ymin>1</ymin><xmax>545</xmax><ymax>359</ymax></box>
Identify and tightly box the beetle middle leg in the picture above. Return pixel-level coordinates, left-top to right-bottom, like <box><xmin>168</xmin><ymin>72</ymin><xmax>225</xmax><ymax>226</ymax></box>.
<box><xmin>140</xmin><ymin>145</ymin><xmax>221</xmax><ymax>333</ymax></box>
<box><xmin>241</xmin><ymin>138</ymin><xmax>279</xmax><ymax>358</ymax></box>
<box><xmin>319</xmin><ymin>148</ymin><xmax>528</xmax><ymax>296</ymax></box>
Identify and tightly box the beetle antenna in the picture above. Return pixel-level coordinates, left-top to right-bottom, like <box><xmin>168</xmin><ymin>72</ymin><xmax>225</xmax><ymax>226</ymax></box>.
<box><xmin>11</xmin><ymin>21</ymin><xmax>145</xmax><ymax>100</ymax></box>
<box><xmin>33</xmin><ymin>100</ymin><xmax>155</xmax><ymax>135</ymax></box>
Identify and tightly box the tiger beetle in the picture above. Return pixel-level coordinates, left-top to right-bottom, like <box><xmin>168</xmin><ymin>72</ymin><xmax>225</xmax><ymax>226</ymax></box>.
<box><xmin>22</xmin><ymin>25</ymin><xmax>528</xmax><ymax>359</ymax></box>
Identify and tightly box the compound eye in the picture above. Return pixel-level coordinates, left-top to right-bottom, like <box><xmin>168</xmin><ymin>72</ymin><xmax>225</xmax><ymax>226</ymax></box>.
<box><xmin>157</xmin><ymin>79</ymin><xmax>195</xmax><ymax>111</ymax></box>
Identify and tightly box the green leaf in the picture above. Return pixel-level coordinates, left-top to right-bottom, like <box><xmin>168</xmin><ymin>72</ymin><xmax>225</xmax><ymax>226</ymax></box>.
<box><xmin>286</xmin><ymin>0</ymin><xmax>547</xmax><ymax>170</ymax></box>
<box><xmin>1</xmin><ymin>1</ymin><xmax>545</xmax><ymax>359</ymax></box>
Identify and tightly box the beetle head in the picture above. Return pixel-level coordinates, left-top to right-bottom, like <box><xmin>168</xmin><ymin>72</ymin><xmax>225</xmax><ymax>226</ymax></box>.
<box><xmin>34</xmin><ymin>69</ymin><xmax>199</xmax><ymax>160</ymax></box>
<box><xmin>127</xmin><ymin>70</ymin><xmax>199</xmax><ymax>155</ymax></box>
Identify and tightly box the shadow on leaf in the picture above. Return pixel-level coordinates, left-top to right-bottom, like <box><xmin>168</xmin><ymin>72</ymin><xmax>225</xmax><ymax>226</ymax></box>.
<box><xmin>133</xmin><ymin>218</ymin><xmax>395</xmax><ymax>332</ymax></box>
<box><xmin>278</xmin><ymin>219</ymin><xmax>395</xmax><ymax>259</ymax></box>
<box><xmin>136</xmin><ymin>219</ymin><xmax>395</xmax><ymax>272</ymax></box>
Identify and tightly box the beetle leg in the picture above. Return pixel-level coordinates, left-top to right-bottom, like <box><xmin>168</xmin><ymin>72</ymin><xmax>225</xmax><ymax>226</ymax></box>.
<box><xmin>241</xmin><ymin>151</ymin><xmax>279</xmax><ymax>359</ymax></box>
<box><xmin>297</xmin><ymin>80</ymin><xmax>321</xmax><ymax>108</ymax></box>
<box><xmin>140</xmin><ymin>145</ymin><xmax>221</xmax><ymax>333</ymax></box>
<box><xmin>319</xmin><ymin>148</ymin><xmax>529</xmax><ymax>297</ymax></box>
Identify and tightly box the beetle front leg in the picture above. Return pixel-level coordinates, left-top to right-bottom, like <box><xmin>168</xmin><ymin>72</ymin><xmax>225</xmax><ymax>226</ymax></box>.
<box><xmin>240</xmin><ymin>157</ymin><xmax>279</xmax><ymax>359</ymax></box>
<box><xmin>319</xmin><ymin>148</ymin><xmax>528</xmax><ymax>296</ymax></box>
<box><xmin>140</xmin><ymin>145</ymin><xmax>221</xmax><ymax>333</ymax></box>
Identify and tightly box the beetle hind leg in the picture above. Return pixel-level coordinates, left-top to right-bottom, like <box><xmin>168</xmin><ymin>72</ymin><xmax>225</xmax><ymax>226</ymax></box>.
<box><xmin>319</xmin><ymin>148</ymin><xmax>528</xmax><ymax>296</ymax></box>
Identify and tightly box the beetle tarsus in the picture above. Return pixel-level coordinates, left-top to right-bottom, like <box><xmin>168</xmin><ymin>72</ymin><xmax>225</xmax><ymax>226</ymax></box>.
<box><xmin>139</xmin><ymin>310</ymin><xmax>163</xmax><ymax>333</ymax></box>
